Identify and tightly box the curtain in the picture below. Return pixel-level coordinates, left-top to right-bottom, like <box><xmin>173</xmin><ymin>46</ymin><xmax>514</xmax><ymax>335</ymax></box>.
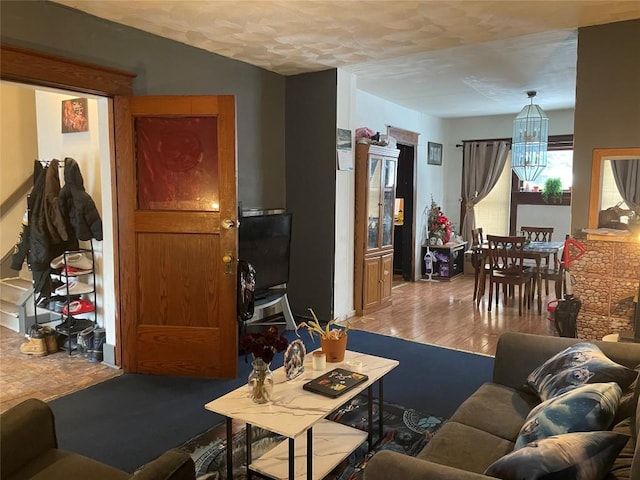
<box><xmin>461</xmin><ymin>141</ymin><xmax>510</xmax><ymax>244</ymax></box>
<box><xmin>611</xmin><ymin>159</ymin><xmax>640</xmax><ymax>212</ymax></box>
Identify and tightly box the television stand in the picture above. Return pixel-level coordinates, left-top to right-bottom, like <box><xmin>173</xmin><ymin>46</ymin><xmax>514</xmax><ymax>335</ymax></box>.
<box><xmin>246</xmin><ymin>287</ymin><xmax>296</xmax><ymax>330</ymax></box>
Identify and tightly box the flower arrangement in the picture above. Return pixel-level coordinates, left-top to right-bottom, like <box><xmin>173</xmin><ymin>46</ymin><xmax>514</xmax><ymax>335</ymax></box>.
<box><xmin>427</xmin><ymin>196</ymin><xmax>452</xmax><ymax>244</ymax></box>
<box><xmin>241</xmin><ymin>326</ymin><xmax>288</xmax><ymax>363</ymax></box>
<box><xmin>296</xmin><ymin>308</ymin><xmax>350</xmax><ymax>341</ymax></box>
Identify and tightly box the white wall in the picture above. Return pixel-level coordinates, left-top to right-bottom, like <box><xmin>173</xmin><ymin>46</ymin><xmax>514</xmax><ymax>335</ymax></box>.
<box><xmin>332</xmin><ymin>80</ymin><xmax>447</xmax><ymax>320</ymax></box>
<box><xmin>517</xmin><ymin>205</ymin><xmax>571</xmax><ymax>239</ymax></box>
<box><xmin>334</xmin><ymin>70</ymin><xmax>357</xmax><ymax>321</ymax></box>
<box><xmin>353</xmin><ymin>91</ymin><xmax>446</xmax><ymax>283</ymax></box>
<box><xmin>34</xmin><ymin>90</ymin><xmax>115</xmax><ymax>344</ymax></box>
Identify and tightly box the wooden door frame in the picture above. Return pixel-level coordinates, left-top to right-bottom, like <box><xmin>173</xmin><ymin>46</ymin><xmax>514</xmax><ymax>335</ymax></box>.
<box><xmin>387</xmin><ymin>126</ymin><xmax>419</xmax><ymax>281</ymax></box>
<box><xmin>1</xmin><ymin>43</ymin><xmax>135</xmax><ymax>366</ymax></box>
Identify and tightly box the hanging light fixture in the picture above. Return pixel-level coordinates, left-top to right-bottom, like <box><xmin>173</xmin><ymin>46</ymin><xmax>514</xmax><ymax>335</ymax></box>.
<box><xmin>511</xmin><ymin>91</ymin><xmax>549</xmax><ymax>182</ymax></box>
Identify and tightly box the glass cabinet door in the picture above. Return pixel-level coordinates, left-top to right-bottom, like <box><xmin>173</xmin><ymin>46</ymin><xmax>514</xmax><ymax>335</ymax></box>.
<box><xmin>366</xmin><ymin>155</ymin><xmax>397</xmax><ymax>250</ymax></box>
<box><xmin>381</xmin><ymin>158</ymin><xmax>397</xmax><ymax>247</ymax></box>
<box><xmin>367</xmin><ymin>157</ymin><xmax>381</xmax><ymax>249</ymax></box>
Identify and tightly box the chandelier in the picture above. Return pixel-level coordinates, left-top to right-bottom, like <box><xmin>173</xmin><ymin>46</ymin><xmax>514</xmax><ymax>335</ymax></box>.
<box><xmin>512</xmin><ymin>91</ymin><xmax>549</xmax><ymax>182</ymax></box>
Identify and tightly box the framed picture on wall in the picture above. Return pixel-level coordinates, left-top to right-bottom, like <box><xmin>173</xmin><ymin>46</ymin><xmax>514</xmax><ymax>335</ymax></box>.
<box><xmin>428</xmin><ymin>142</ymin><xmax>443</xmax><ymax>166</ymax></box>
<box><xmin>61</xmin><ymin>97</ymin><xmax>89</xmax><ymax>133</ymax></box>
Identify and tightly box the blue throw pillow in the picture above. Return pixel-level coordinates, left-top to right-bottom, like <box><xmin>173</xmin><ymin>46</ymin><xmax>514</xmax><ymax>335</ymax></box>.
<box><xmin>514</xmin><ymin>382</ymin><xmax>622</xmax><ymax>449</ymax></box>
<box><xmin>527</xmin><ymin>342</ymin><xmax>637</xmax><ymax>401</ymax></box>
<box><xmin>485</xmin><ymin>431</ymin><xmax>629</xmax><ymax>480</ymax></box>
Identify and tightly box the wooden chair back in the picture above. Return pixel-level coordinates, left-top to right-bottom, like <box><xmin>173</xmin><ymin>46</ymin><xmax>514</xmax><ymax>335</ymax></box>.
<box><xmin>486</xmin><ymin>235</ymin><xmax>527</xmax><ymax>274</ymax></box>
<box><xmin>470</xmin><ymin>227</ymin><xmax>486</xmax><ymax>301</ymax></box>
<box><xmin>484</xmin><ymin>235</ymin><xmax>533</xmax><ymax>316</ymax></box>
<box><xmin>520</xmin><ymin>226</ymin><xmax>554</xmax><ymax>242</ymax></box>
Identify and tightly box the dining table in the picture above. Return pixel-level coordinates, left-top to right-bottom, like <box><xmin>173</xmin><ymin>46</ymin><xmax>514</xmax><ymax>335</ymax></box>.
<box><xmin>476</xmin><ymin>240</ymin><xmax>565</xmax><ymax>314</ymax></box>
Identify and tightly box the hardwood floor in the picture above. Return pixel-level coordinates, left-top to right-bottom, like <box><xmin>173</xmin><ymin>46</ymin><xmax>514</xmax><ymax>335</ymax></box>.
<box><xmin>0</xmin><ymin>273</ymin><xmax>558</xmax><ymax>413</ymax></box>
<box><xmin>349</xmin><ymin>274</ymin><xmax>557</xmax><ymax>357</ymax></box>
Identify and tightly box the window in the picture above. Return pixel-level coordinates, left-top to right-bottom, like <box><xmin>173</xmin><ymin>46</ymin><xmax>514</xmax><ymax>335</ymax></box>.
<box><xmin>528</xmin><ymin>149</ymin><xmax>573</xmax><ymax>191</ymax></box>
<box><xmin>475</xmin><ymin>152</ymin><xmax>512</xmax><ymax>235</ymax></box>
<box><xmin>601</xmin><ymin>160</ymin><xmax>629</xmax><ymax>210</ymax></box>
<box><xmin>515</xmin><ymin>134</ymin><xmax>574</xmax><ymax>191</ymax></box>
<box><xmin>462</xmin><ymin>135</ymin><xmax>574</xmax><ymax>236</ymax></box>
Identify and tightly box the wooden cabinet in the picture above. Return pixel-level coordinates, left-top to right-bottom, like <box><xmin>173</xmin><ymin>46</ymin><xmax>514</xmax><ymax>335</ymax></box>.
<box><xmin>354</xmin><ymin>144</ymin><xmax>399</xmax><ymax>315</ymax></box>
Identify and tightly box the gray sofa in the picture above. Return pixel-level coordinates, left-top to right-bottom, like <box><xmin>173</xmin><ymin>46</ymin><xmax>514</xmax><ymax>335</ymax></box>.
<box><xmin>0</xmin><ymin>398</ymin><xmax>196</xmax><ymax>480</ymax></box>
<box><xmin>364</xmin><ymin>332</ymin><xmax>640</xmax><ymax>480</ymax></box>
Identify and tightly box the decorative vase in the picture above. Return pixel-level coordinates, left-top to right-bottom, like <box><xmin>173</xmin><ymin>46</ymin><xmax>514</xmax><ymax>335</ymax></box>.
<box><xmin>320</xmin><ymin>335</ymin><xmax>348</xmax><ymax>363</ymax></box>
<box><xmin>247</xmin><ymin>358</ymin><xmax>274</xmax><ymax>404</ymax></box>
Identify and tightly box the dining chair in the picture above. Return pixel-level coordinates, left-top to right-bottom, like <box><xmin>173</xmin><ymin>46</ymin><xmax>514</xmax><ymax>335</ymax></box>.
<box><xmin>470</xmin><ymin>227</ymin><xmax>486</xmax><ymax>301</ymax></box>
<box><xmin>520</xmin><ymin>226</ymin><xmax>554</xmax><ymax>242</ymax></box>
<box><xmin>485</xmin><ymin>235</ymin><xmax>533</xmax><ymax>316</ymax></box>
<box><xmin>520</xmin><ymin>226</ymin><xmax>555</xmax><ymax>295</ymax></box>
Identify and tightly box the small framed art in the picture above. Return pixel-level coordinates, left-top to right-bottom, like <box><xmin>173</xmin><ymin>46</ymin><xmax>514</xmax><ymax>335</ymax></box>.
<box><xmin>62</xmin><ymin>97</ymin><xmax>89</xmax><ymax>133</ymax></box>
<box><xmin>428</xmin><ymin>142</ymin><xmax>443</xmax><ymax>166</ymax></box>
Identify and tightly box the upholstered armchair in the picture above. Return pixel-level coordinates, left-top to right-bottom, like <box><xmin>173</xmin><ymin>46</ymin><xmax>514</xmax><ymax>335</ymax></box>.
<box><xmin>0</xmin><ymin>398</ymin><xmax>195</xmax><ymax>480</ymax></box>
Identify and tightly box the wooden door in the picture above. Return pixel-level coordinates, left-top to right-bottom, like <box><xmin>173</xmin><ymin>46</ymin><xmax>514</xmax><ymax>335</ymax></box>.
<box><xmin>363</xmin><ymin>257</ymin><xmax>381</xmax><ymax>311</ymax></box>
<box><xmin>114</xmin><ymin>95</ymin><xmax>237</xmax><ymax>378</ymax></box>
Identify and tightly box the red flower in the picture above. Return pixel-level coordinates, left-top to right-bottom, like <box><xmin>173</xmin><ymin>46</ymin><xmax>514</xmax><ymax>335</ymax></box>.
<box><xmin>241</xmin><ymin>326</ymin><xmax>288</xmax><ymax>363</ymax></box>
<box><xmin>427</xmin><ymin>197</ymin><xmax>455</xmax><ymax>244</ymax></box>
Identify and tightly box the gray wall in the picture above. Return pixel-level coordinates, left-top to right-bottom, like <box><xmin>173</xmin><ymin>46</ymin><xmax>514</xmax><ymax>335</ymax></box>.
<box><xmin>0</xmin><ymin>0</ymin><xmax>286</xmax><ymax>211</ymax></box>
<box><xmin>1</xmin><ymin>0</ymin><xmax>340</xmax><ymax>322</ymax></box>
<box><xmin>572</xmin><ymin>19</ymin><xmax>640</xmax><ymax>233</ymax></box>
<box><xmin>286</xmin><ymin>71</ymin><xmax>338</xmax><ymax>321</ymax></box>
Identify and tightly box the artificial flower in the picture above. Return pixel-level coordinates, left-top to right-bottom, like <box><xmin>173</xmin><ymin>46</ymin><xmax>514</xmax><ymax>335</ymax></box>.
<box><xmin>241</xmin><ymin>326</ymin><xmax>288</xmax><ymax>363</ymax></box>
<box><xmin>427</xmin><ymin>196</ymin><xmax>452</xmax><ymax>243</ymax></box>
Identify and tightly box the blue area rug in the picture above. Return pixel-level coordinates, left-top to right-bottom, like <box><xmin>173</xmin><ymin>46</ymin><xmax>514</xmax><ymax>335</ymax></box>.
<box><xmin>48</xmin><ymin>330</ymin><xmax>493</xmax><ymax>473</ymax></box>
<box><xmin>181</xmin><ymin>394</ymin><xmax>445</xmax><ymax>479</ymax></box>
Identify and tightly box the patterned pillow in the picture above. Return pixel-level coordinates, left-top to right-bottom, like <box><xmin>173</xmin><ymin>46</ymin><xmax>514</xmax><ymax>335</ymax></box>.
<box><xmin>527</xmin><ymin>342</ymin><xmax>637</xmax><ymax>401</ymax></box>
<box><xmin>484</xmin><ymin>431</ymin><xmax>629</xmax><ymax>480</ymax></box>
<box><xmin>514</xmin><ymin>382</ymin><xmax>622</xmax><ymax>449</ymax></box>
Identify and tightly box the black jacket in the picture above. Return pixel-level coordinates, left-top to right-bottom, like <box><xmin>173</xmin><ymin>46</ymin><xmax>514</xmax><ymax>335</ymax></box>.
<box><xmin>12</xmin><ymin>161</ymin><xmax>62</xmax><ymax>271</ymax></box>
<box><xmin>12</xmin><ymin>161</ymin><xmax>78</xmax><ymax>284</ymax></box>
<box><xmin>58</xmin><ymin>157</ymin><xmax>103</xmax><ymax>241</ymax></box>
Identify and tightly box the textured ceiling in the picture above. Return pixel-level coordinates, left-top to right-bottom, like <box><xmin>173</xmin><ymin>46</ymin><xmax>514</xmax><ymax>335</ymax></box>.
<box><xmin>52</xmin><ymin>0</ymin><xmax>640</xmax><ymax>118</ymax></box>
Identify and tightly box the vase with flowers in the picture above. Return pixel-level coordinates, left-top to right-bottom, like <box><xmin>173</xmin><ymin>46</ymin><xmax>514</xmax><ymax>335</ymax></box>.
<box><xmin>296</xmin><ymin>308</ymin><xmax>350</xmax><ymax>362</ymax></box>
<box><xmin>427</xmin><ymin>196</ymin><xmax>452</xmax><ymax>245</ymax></box>
<box><xmin>241</xmin><ymin>326</ymin><xmax>288</xmax><ymax>404</ymax></box>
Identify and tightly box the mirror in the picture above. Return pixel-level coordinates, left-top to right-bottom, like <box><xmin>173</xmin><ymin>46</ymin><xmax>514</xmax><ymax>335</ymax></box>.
<box><xmin>589</xmin><ymin>148</ymin><xmax>640</xmax><ymax>230</ymax></box>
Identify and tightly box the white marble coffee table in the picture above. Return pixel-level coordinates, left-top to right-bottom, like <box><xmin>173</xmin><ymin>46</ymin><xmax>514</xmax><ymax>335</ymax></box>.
<box><xmin>204</xmin><ymin>349</ymin><xmax>399</xmax><ymax>480</ymax></box>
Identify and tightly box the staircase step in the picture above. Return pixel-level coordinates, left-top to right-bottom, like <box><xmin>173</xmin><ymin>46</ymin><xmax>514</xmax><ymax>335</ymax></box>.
<box><xmin>0</xmin><ymin>304</ymin><xmax>20</xmax><ymax>332</ymax></box>
<box><xmin>0</xmin><ymin>298</ymin><xmax>19</xmax><ymax>317</ymax></box>
<box><xmin>2</xmin><ymin>277</ymin><xmax>31</xmax><ymax>290</ymax></box>
<box><xmin>0</xmin><ymin>278</ymin><xmax>31</xmax><ymax>304</ymax></box>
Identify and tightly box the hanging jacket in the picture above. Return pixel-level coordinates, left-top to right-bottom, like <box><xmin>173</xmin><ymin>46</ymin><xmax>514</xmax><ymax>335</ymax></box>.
<box><xmin>58</xmin><ymin>157</ymin><xmax>103</xmax><ymax>241</ymax></box>
<box><xmin>12</xmin><ymin>161</ymin><xmax>78</xmax><ymax>274</ymax></box>
<box><xmin>44</xmin><ymin>158</ymin><xmax>69</xmax><ymax>244</ymax></box>
<box><xmin>22</xmin><ymin>161</ymin><xmax>49</xmax><ymax>269</ymax></box>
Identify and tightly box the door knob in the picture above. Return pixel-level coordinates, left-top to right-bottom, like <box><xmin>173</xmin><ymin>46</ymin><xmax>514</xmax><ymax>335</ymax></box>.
<box><xmin>222</xmin><ymin>219</ymin><xmax>236</xmax><ymax>229</ymax></box>
<box><xmin>222</xmin><ymin>253</ymin><xmax>234</xmax><ymax>274</ymax></box>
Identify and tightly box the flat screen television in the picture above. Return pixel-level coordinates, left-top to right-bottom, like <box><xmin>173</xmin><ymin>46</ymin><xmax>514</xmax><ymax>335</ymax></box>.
<box><xmin>238</xmin><ymin>212</ymin><xmax>292</xmax><ymax>299</ymax></box>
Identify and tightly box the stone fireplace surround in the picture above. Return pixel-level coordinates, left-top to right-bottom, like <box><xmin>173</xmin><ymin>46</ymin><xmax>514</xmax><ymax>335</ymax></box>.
<box><xmin>574</xmin><ymin>238</ymin><xmax>640</xmax><ymax>340</ymax></box>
